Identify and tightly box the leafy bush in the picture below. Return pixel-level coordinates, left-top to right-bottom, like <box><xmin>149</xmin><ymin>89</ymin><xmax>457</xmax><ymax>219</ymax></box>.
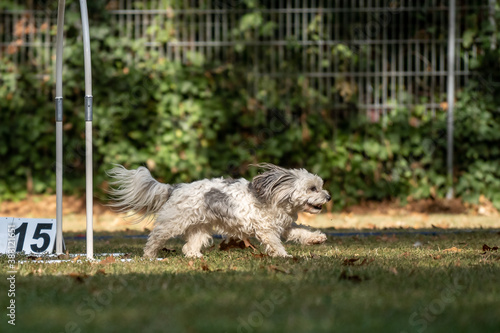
<box><xmin>1</xmin><ymin>1</ymin><xmax>499</xmax><ymax>210</ymax></box>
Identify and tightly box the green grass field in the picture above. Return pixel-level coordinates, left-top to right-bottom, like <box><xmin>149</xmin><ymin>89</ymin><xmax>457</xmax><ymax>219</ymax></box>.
<box><xmin>1</xmin><ymin>228</ymin><xmax>500</xmax><ymax>333</ymax></box>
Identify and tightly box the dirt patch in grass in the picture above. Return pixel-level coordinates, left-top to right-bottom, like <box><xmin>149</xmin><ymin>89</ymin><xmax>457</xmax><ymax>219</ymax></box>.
<box><xmin>0</xmin><ymin>194</ymin><xmax>113</xmax><ymax>218</ymax></box>
<box><xmin>343</xmin><ymin>197</ymin><xmax>499</xmax><ymax>216</ymax></box>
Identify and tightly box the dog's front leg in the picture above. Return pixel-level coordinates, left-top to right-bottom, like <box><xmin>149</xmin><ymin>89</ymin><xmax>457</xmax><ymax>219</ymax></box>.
<box><xmin>256</xmin><ymin>231</ymin><xmax>291</xmax><ymax>257</ymax></box>
<box><xmin>283</xmin><ymin>224</ymin><xmax>327</xmax><ymax>245</ymax></box>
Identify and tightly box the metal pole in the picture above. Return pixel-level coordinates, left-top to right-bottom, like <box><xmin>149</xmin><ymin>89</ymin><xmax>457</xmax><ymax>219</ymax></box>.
<box><xmin>55</xmin><ymin>0</ymin><xmax>65</xmax><ymax>254</ymax></box>
<box><xmin>446</xmin><ymin>0</ymin><xmax>456</xmax><ymax>199</ymax></box>
<box><xmin>79</xmin><ymin>0</ymin><xmax>93</xmax><ymax>259</ymax></box>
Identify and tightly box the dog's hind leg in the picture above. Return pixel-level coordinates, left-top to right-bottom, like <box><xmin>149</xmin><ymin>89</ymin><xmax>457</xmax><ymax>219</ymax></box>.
<box><xmin>143</xmin><ymin>221</ymin><xmax>181</xmax><ymax>258</ymax></box>
<box><xmin>182</xmin><ymin>227</ymin><xmax>213</xmax><ymax>258</ymax></box>
<box><xmin>144</xmin><ymin>228</ymin><xmax>168</xmax><ymax>258</ymax></box>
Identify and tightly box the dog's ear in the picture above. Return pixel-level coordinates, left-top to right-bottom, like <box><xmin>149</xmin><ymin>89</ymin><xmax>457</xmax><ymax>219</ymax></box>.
<box><xmin>250</xmin><ymin>164</ymin><xmax>296</xmax><ymax>206</ymax></box>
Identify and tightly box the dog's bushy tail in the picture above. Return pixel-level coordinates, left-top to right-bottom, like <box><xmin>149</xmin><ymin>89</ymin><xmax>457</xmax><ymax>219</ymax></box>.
<box><xmin>107</xmin><ymin>165</ymin><xmax>174</xmax><ymax>223</ymax></box>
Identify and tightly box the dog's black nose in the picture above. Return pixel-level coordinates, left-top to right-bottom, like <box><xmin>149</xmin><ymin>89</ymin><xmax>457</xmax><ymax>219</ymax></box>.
<box><xmin>326</xmin><ymin>195</ymin><xmax>331</xmax><ymax>202</ymax></box>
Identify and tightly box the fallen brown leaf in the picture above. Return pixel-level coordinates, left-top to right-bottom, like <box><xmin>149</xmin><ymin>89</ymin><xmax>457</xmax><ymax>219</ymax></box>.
<box><xmin>68</xmin><ymin>272</ymin><xmax>88</xmax><ymax>283</ymax></box>
<box><xmin>433</xmin><ymin>255</ymin><xmax>442</xmax><ymax>260</ymax></box>
<box><xmin>442</xmin><ymin>247</ymin><xmax>461</xmax><ymax>253</ymax></box>
<box><xmin>268</xmin><ymin>265</ymin><xmax>290</xmax><ymax>274</ymax></box>
<box><xmin>342</xmin><ymin>258</ymin><xmax>360</xmax><ymax>266</ymax></box>
<box><xmin>359</xmin><ymin>258</ymin><xmax>375</xmax><ymax>266</ymax></box>
<box><xmin>58</xmin><ymin>252</ymin><xmax>70</xmax><ymax>260</ymax></box>
<box><xmin>188</xmin><ymin>260</ymin><xmax>194</xmax><ymax>267</ymax></box>
<box><xmin>96</xmin><ymin>269</ymin><xmax>106</xmax><ymax>275</ymax></box>
<box><xmin>251</xmin><ymin>252</ymin><xmax>268</xmax><ymax>259</ymax></box>
<box><xmin>72</xmin><ymin>255</ymin><xmax>81</xmax><ymax>263</ymax></box>
<box><xmin>99</xmin><ymin>255</ymin><xmax>116</xmax><ymax>265</ymax></box>
<box><xmin>377</xmin><ymin>234</ymin><xmax>398</xmax><ymax>242</ymax></box>
<box><xmin>242</xmin><ymin>238</ymin><xmax>257</xmax><ymax>251</ymax></box>
<box><xmin>68</xmin><ymin>272</ymin><xmax>84</xmax><ymax>278</ymax></box>
<box><xmin>219</xmin><ymin>238</ymin><xmax>246</xmax><ymax>251</ymax></box>
<box><xmin>482</xmin><ymin>244</ymin><xmax>499</xmax><ymax>251</ymax></box>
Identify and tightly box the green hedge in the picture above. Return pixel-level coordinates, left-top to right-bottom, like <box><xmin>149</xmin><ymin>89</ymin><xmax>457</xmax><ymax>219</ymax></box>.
<box><xmin>1</xmin><ymin>1</ymin><xmax>499</xmax><ymax>210</ymax></box>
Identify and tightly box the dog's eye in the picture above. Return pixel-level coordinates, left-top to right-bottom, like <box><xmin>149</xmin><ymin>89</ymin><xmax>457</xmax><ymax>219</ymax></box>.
<box><xmin>310</xmin><ymin>186</ymin><xmax>317</xmax><ymax>192</ymax></box>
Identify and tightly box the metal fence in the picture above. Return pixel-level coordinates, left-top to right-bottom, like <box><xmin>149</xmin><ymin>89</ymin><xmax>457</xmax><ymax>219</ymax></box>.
<box><xmin>0</xmin><ymin>0</ymin><xmax>493</xmax><ymax>115</ymax></box>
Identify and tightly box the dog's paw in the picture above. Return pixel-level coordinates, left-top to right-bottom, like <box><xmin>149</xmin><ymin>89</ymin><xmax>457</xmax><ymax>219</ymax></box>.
<box><xmin>271</xmin><ymin>253</ymin><xmax>292</xmax><ymax>258</ymax></box>
<box><xmin>304</xmin><ymin>232</ymin><xmax>327</xmax><ymax>245</ymax></box>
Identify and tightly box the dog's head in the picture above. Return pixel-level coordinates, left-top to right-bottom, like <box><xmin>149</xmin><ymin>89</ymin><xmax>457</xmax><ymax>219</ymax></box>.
<box><xmin>250</xmin><ymin>163</ymin><xmax>331</xmax><ymax>214</ymax></box>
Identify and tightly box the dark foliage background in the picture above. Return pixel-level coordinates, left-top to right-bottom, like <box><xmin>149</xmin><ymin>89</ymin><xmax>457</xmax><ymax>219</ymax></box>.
<box><xmin>1</xmin><ymin>0</ymin><xmax>499</xmax><ymax>210</ymax></box>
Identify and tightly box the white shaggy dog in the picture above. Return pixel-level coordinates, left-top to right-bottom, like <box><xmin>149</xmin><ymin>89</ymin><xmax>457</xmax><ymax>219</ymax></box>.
<box><xmin>107</xmin><ymin>163</ymin><xmax>330</xmax><ymax>258</ymax></box>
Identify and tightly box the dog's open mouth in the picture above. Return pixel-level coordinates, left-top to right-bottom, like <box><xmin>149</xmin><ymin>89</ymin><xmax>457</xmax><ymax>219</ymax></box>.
<box><xmin>306</xmin><ymin>203</ymin><xmax>323</xmax><ymax>212</ymax></box>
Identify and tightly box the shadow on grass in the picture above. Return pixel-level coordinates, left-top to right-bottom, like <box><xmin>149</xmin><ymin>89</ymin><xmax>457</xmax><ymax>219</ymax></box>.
<box><xmin>1</xmin><ymin>228</ymin><xmax>499</xmax><ymax>333</ymax></box>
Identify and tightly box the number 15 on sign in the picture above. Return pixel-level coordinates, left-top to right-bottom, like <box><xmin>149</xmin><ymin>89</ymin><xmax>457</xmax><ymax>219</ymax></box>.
<box><xmin>0</xmin><ymin>217</ymin><xmax>58</xmax><ymax>254</ymax></box>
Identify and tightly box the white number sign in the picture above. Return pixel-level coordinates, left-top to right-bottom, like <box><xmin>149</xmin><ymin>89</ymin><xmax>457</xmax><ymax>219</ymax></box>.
<box><xmin>0</xmin><ymin>217</ymin><xmax>57</xmax><ymax>254</ymax></box>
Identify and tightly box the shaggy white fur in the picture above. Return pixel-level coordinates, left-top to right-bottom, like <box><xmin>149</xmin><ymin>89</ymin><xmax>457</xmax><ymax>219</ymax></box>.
<box><xmin>107</xmin><ymin>163</ymin><xmax>330</xmax><ymax>258</ymax></box>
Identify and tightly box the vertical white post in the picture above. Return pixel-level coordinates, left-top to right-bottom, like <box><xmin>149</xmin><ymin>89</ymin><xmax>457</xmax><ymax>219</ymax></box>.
<box><xmin>55</xmin><ymin>0</ymin><xmax>65</xmax><ymax>254</ymax></box>
<box><xmin>79</xmin><ymin>0</ymin><xmax>93</xmax><ymax>259</ymax></box>
<box><xmin>85</xmin><ymin>120</ymin><xmax>93</xmax><ymax>259</ymax></box>
<box><xmin>446</xmin><ymin>0</ymin><xmax>456</xmax><ymax>199</ymax></box>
